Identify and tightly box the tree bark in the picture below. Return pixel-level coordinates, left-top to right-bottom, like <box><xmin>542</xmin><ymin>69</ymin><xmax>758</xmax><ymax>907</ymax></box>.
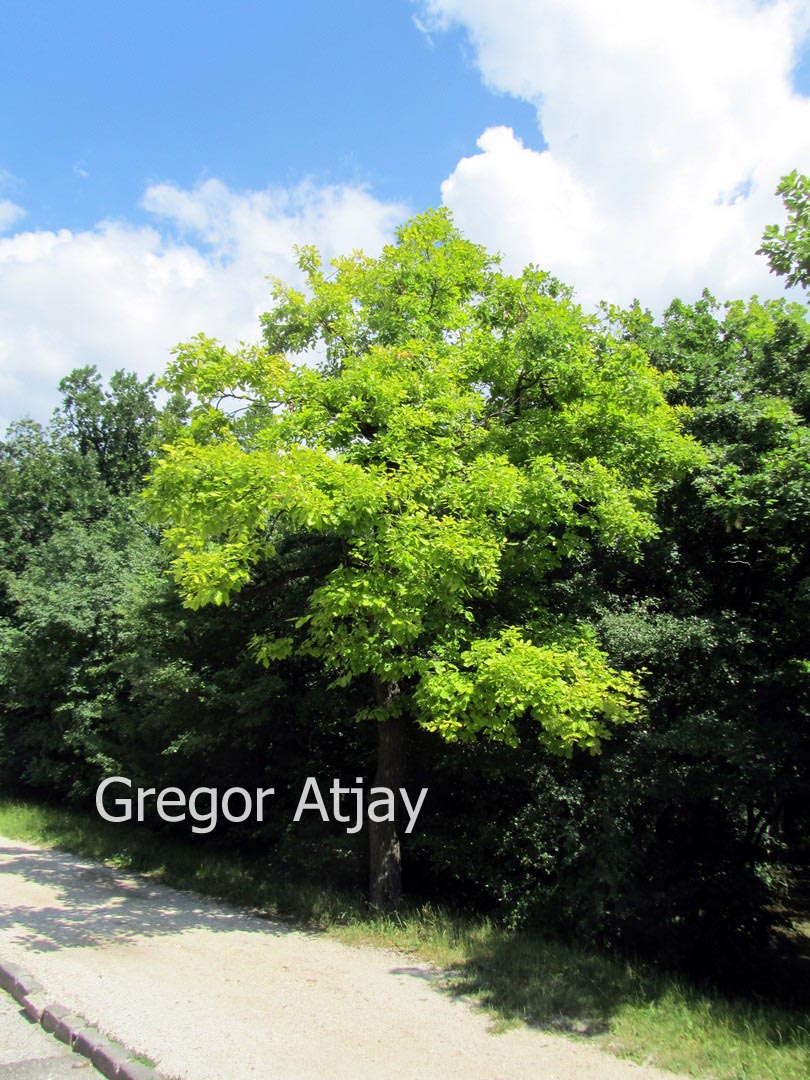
<box><xmin>369</xmin><ymin>679</ymin><xmax>406</xmax><ymax>908</ymax></box>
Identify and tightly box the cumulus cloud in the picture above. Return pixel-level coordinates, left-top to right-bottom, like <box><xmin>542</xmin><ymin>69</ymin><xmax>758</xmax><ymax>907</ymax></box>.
<box><xmin>420</xmin><ymin>0</ymin><xmax>810</xmax><ymax>308</ymax></box>
<box><xmin>0</xmin><ymin>181</ymin><xmax>408</xmax><ymax>431</ymax></box>
<box><xmin>0</xmin><ymin>199</ymin><xmax>25</xmax><ymax>233</ymax></box>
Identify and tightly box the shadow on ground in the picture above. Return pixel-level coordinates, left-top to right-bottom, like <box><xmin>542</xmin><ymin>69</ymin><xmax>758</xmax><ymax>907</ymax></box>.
<box><xmin>436</xmin><ymin>928</ymin><xmax>810</xmax><ymax>1053</ymax></box>
<box><xmin>0</xmin><ymin>840</ymin><xmax>297</xmax><ymax>952</ymax></box>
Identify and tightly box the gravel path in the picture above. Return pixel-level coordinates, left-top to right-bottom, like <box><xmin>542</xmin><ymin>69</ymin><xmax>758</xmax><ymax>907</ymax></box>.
<box><xmin>0</xmin><ymin>837</ymin><xmax>675</xmax><ymax>1080</ymax></box>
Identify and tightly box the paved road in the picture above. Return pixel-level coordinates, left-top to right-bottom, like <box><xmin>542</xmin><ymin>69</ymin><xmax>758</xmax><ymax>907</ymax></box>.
<box><xmin>0</xmin><ymin>990</ymin><xmax>88</xmax><ymax>1077</ymax></box>
<box><xmin>0</xmin><ymin>837</ymin><xmax>675</xmax><ymax>1080</ymax></box>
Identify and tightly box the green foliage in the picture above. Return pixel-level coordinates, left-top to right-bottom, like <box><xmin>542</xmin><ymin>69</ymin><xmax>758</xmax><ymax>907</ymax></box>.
<box><xmin>0</xmin><ymin>369</ymin><xmax>167</xmax><ymax>794</ymax></box>
<box><xmin>0</xmin><ymin>418</ymin><xmax>109</xmax><ymax>583</ymax></box>
<box><xmin>0</xmin><ymin>510</ymin><xmax>159</xmax><ymax>791</ymax></box>
<box><xmin>583</xmin><ymin>288</ymin><xmax>810</xmax><ymax>963</ymax></box>
<box><xmin>414</xmin><ymin>625</ymin><xmax>642</xmax><ymax>752</ymax></box>
<box><xmin>145</xmin><ymin>209</ymin><xmax>698</xmax><ymax>752</ymax></box>
<box><xmin>54</xmin><ymin>366</ymin><xmax>162</xmax><ymax>494</ymax></box>
<box><xmin>759</xmin><ymin>170</ymin><xmax>810</xmax><ymax>290</ymax></box>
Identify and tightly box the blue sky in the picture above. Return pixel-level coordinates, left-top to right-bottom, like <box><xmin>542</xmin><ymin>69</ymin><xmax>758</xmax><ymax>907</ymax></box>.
<box><xmin>1</xmin><ymin>0</ymin><xmax>809</xmax><ymax>430</ymax></box>
<box><xmin>0</xmin><ymin>1</ymin><xmax>538</xmax><ymax>232</ymax></box>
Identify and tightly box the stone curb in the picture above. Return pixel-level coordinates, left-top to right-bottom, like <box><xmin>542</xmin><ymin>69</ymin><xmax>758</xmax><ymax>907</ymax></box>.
<box><xmin>0</xmin><ymin>956</ymin><xmax>164</xmax><ymax>1080</ymax></box>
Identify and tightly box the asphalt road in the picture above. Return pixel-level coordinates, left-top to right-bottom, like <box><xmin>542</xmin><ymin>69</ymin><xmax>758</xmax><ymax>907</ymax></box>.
<box><xmin>0</xmin><ymin>991</ymin><xmax>88</xmax><ymax>1077</ymax></box>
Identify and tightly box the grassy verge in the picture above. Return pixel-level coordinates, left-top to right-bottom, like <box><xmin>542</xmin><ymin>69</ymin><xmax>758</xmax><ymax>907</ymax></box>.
<box><xmin>1</xmin><ymin>797</ymin><xmax>808</xmax><ymax>1079</ymax></box>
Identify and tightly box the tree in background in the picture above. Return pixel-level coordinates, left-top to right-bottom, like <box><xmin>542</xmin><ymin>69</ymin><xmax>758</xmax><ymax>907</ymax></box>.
<box><xmin>0</xmin><ymin>367</ymin><xmax>369</xmax><ymax>876</ymax></box>
<box><xmin>145</xmin><ymin>210</ymin><xmax>700</xmax><ymax>905</ymax></box>
<box><xmin>54</xmin><ymin>367</ymin><xmax>161</xmax><ymax>494</ymax></box>
<box><xmin>563</xmin><ymin>279</ymin><xmax>810</xmax><ymax>968</ymax></box>
<box><xmin>759</xmin><ymin>170</ymin><xmax>810</xmax><ymax>291</ymax></box>
<box><xmin>0</xmin><ymin>367</ymin><xmax>163</xmax><ymax>793</ymax></box>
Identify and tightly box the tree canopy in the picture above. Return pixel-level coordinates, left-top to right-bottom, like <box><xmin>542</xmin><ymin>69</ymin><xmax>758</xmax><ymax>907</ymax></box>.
<box><xmin>144</xmin><ymin>209</ymin><xmax>701</xmax><ymax>902</ymax></box>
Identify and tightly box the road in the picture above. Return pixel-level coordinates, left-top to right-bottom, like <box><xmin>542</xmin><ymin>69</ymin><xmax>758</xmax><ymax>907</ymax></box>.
<box><xmin>0</xmin><ymin>990</ymin><xmax>87</xmax><ymax>1077</ymax></box>
<box><xmin>0</xmin><ymin>837</ymin><xmax>674</xmax><ymax>1080</ymax></box>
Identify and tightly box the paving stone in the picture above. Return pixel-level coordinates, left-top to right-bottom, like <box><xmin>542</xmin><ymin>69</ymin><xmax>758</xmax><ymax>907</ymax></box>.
<box><xmin>90</xmin><ymin>1039</ymin><xmax>130</xmax><ymax>1080</ymax></box>
<box><xmin>21</xmin><ymin>991</ymin><xmax>49</xmax><ymax>1023</ymax></box>
<box><xmin>39</xmin><ymin>1006</ymin><xmax>71</xmax><ymax>1036</ymax></box>
<box><xmin>72</xmin><ymin>1025</ymin><xmax>103</xmax><ymax>1058</ymax></box>
<box><xmin>53</xmin><ymin>1012</ymin><xmax>86</xmax><ymax>1047</ymax></box>
<box><xmin>116</xmin><ymin>1059</ymin><xmax>157</xmax><ymax>1080</ymax></box>
<box><xmin>0</xmin><ymin>961</ymin><xmax>25</xmax><ymax>995</ymax></box>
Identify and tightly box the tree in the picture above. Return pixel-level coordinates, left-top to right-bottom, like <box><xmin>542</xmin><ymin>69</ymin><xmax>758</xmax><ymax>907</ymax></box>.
<box><xmin>0</xmin><ymin>364</ymin><xmax>165</xmax><ymax>588</ymax></box>
<box><xmin>0</xmin><ymin>368</ymin><xmax>164</xmax><ymax>794</ymax></box>
<box><xmin>53</xmin><ymin>366</ymin><xmax>162</xmax><ymax>495</ymax></box>
<box><xmin>0</xmin><ymin>418</ymin><xmax>107</xmax><ymax>586</ymax></box>
<box><xmin>570</xmin><ymin>289</ymin><xmax>810</xmax><ymax>966</ymax></box>
<box><xmin>144</xmin><ymin>209</ymin><xmax>700</xmax><ymax>905</ymax></box>
<box><xmin>758</xmin><ymin>170</ymin><xmax>810</xmax><ymax>290</ymax></box>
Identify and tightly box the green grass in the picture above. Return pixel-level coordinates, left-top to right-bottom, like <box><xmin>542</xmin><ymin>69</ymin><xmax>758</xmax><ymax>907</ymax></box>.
<box><xmin>128</xmin><ymin>1051</ymin><xmax>158</xmax><ymax>1068</ymax></box>
<box><xmin>1</xmin><ymin>797</ymin><xmax>808</xmax><ymax>1079</ymax></box>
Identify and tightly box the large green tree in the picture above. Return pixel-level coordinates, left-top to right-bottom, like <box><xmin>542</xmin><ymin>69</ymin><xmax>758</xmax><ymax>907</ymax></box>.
<box><xmin>144</xmin><ymin>210</ymin><xmax>700</xmax><ymax>904</ymax></box>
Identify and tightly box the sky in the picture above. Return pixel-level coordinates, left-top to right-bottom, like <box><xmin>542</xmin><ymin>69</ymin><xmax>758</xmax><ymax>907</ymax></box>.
<box><xmin>1</xmin><ymin>0</ymin><xmax>810</xmax><ymax>430</ymax></box>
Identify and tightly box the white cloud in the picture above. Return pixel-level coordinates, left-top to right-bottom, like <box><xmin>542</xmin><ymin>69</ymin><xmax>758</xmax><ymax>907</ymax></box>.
<box><xmin>4</xmin><ymin>1</ymin><xmax>809</xmax><ymax>430</ymax></box>
<box><xmin>420</xmin><ymin>0</ymin><xmax>810</xmax><ymax>309</ymax></box>
<box><xmin>0</xmin><ymin>199</ymin><xmax>25</xmax><ymax>233</ymax></box>
<box><xmin>0</xmin><ymin>181</ymin><xmax>408</xmax><ymax>431</ymax></box>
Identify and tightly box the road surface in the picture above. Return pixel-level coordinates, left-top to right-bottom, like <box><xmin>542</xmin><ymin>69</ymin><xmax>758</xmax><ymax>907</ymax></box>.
<box><xmin>0</xmin><ymin>837</ymin><xmax>675</xmax><ymax>1080</ymax></box>
<box><xmin>0</xmin><ymin>989</ymin><xmax>87</xmax><ymax>1077</ymax></box>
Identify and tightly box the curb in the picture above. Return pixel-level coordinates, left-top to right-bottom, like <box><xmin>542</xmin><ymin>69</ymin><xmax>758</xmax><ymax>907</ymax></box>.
<box><xmin>0</xmin><ymin>957</ymin><xmax>162</xmax><ymax>1080</ymax></box>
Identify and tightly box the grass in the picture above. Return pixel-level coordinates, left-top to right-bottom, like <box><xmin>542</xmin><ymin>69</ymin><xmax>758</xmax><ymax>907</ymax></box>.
<box><xmin>129</xmin><ymin>1052</ymin><xmax>158</xmax><ymax>1068</ymax></box>
<box><xmin>1</xmin><ymin>797</ymin><xmax>808</xmax><ymax>1079</ymax></box>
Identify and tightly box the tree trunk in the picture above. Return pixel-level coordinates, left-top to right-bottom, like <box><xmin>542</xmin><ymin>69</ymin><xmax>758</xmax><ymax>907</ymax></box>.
<box><xmin>369</xmin><ymin>680</ymin><xmax>406</xmax><ymax>908</ymax></box>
